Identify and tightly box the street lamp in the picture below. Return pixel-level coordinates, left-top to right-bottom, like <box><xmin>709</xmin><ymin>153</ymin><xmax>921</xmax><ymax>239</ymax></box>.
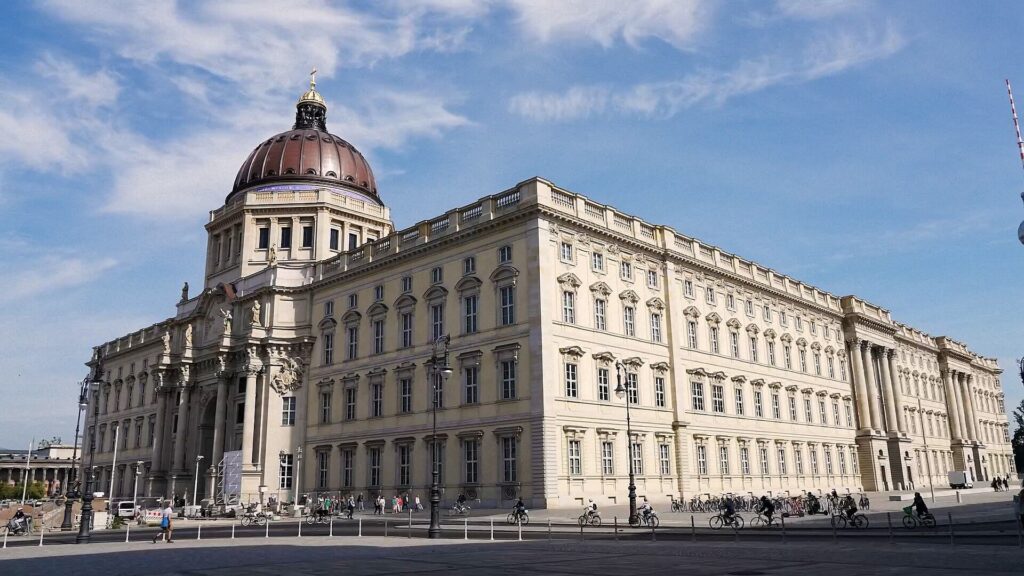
<box><xmin>75</xmin><ymin>352</ymin><xmax>105</xmax><ymax>544</ymax></box>
<box><xmin>427</xmin><ymin>335</ymin><xmax>452</xmax><ymax>539</ymax></box>
<box><xmin>192</xmin><ymin>455</ymin><xmax>204</xmax><ymax>514</ymax></box>
<box><xmin>62</xmin><ymin>379</ymin><xmax>90</xmax><ymax>530</ymax></box>
<box><xmin>132</xmin><ymin>461</ymin><xmax>143</xmax><ymax>513</ymax></box>
<box><xmin>613</xmin><ymin>361</ymin><xmax>638</xmax><ymax>526</ymax></box>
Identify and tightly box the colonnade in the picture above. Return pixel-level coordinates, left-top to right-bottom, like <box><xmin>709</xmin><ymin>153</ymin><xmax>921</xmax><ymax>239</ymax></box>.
<box><xmin>848</xmin><ymin>340</ymin><xmax>905</xmax><ymax>436</ymax></box>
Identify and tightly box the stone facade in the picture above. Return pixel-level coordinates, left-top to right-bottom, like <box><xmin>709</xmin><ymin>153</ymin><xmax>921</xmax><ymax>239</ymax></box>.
<box><xmin>79</xmin><ymin>93</ymin><xmax>1012</xmax><ymax>509</ymax></box>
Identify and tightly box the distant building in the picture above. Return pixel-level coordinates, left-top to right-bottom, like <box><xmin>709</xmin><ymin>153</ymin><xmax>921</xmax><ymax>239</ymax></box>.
<box><xmin>80</xmin><ymin>81</ymin><xmax>1013</xmax><ymax>509</ymax></box>
<box><xmin>0</xmin><ymin>440</ymin><xmax>78</xmax><ymax>496</ymax></box>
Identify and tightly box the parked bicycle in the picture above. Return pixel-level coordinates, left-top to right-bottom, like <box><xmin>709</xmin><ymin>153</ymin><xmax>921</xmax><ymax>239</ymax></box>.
<box><xmin>709</xmin><ymin>513</ymin><xmax>744</xmax><ymax>530</ymax></box>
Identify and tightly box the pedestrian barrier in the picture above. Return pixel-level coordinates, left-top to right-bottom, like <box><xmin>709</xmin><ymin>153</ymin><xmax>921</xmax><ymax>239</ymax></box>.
<box><xmin>489</xmin><ymin>518</ymin><xmax>494</xmax><ymax>541</ymax></box>
<box><xmin>197</xmin><ymin>524</ymin><xmax>202</xmax><ymax>540</ymax></box>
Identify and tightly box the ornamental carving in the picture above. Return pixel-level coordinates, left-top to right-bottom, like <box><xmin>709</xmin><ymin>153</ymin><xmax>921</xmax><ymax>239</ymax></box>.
<box><xmin>271</xmin><ymin>355</ymin><xmax>304</xmax><ymax>395</ymax></box>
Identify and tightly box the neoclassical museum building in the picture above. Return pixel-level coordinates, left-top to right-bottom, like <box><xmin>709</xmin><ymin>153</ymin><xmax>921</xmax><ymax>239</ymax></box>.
<box><xmin>80</xmin><ymin>80</ymin><xmax>1014</xmax><ymax>509</ymax></box>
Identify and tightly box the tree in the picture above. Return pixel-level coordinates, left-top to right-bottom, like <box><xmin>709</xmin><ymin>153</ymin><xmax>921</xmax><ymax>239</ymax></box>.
<box><xmin>1012</xmin><ymin>399</ymin><xmax>1024</xmax><ymax>473</ymax></box>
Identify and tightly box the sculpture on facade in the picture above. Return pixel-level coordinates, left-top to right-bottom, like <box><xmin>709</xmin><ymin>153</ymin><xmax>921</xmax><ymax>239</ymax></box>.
<box><xmin>270</xmin><ymin>354</ymin><xmax>304</xmax><ymax>395</ymax></box>
<box><xmin>161</xmin><ymin>330</ymin><xmax>171</xmax><ymax>353</ymax></box>
<box><xmin>269</xmin><ymin>244</ymin><xmax>278</xmax><ymax>267</ymax></box>
<box><xmin>184</xmin><ymin>323</ymin><xmax>193</xmax><ymax>347</ymax></box>
<box><xmin>251</xmin><ymin>300</ymin><xmax>262</xmax><ymax>327</ymax></box>
<box><xmin>220</xmin><ymin>307</ymin><xmax>232</xmax><ymax>329</ymax></box>
<box><xmin>180</xmin><ymin>281</ymin><xmax>189</xmax><ymax>302</ymax></box>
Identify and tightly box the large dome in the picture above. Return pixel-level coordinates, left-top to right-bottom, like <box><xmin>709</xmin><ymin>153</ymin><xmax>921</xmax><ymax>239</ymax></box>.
<box><xmin>227</xmin><ymin>78</ymin><xmax>378</xmax><ymax>203</ymax></box>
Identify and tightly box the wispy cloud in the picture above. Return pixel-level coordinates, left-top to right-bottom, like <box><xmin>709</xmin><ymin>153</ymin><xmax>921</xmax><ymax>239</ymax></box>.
<box><xmin>509</xmin><ymin>23</ymin><xmax>905</xmax><ymax>121</ymax></box>
<box><xmin>1</xmin><ymin>254</ymin><xmax>117</xmax><ymax>303</ymax></box>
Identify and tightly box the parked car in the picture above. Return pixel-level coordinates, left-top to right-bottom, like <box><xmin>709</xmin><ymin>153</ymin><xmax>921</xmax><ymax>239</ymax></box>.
<box><xmin>115</xmin><ymin>501</ymin><xmax>137</xmax><ymax>518</ymax></box>
<box><xmin>948</xmin><ymin>470</ymin><xmax>974</xmax><ymax>489</ymax></box>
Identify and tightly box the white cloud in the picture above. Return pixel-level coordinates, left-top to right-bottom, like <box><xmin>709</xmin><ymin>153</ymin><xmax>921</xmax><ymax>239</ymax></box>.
<box><xmin>507</xmin><ymin>0</ymin><xmax>710</xmax><ymax>50</ymax></box>
<box><xmin>35</xmin><ymin>53</ymin><xmax>120</xmax><ymax>110</ymax></box>
<box><xmin>775</xmin><ymin>0</ymin><xmax>865</xmax><ymax>20</ymax></box>
<box><xmin>1</xmin><ymin>254</ymin><xmax>117</xmax><ymax>303</ymax></box>
<box><xmin>509</xmin><ymin>24</ymin><xmax>905</xmax><ymax>121</ymax></box>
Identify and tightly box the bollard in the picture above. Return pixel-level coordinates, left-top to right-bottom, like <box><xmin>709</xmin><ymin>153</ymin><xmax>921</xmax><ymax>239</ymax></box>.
<box><xmin>948</xmin><ymin>512</ymin><xmax>954</xmax><ymax>547</ymax></box>
<box><xmin>1017</xmin><ymin>513</ymin><xmax>1022</xmax><ymax>549</ymax></box>
<box><xmin>490</xmin><ymin>517</ymin><xmax>494</xmax><ymax>541</ymax></box>
<box><xmin>887</xmin><ymin>513</ymin><xmax>893</xmax><ymax>544</ymax></box>
<box><xmin>464</xmin><ymin>517</ymin><xmax>468</xmax><ymax>540</ymax></box>
<box><xmin>691</xmin><ymin>515</ymin><xmax>695</xmax><ymax>543</ymax></box>
<box><xmin>330</xmin><ymin>517</ymin><xmax>334</xmax><ymax>537</ymax></box>
<box><xmin>579</xmin><ymin>520</ymin><xmax>584</xmax><ymax>541</ymax></box>
<box><xmin>518</xmin><ymin>516</ymin><xmax>523</xmax><ymax>541</ymax></box>
<box><xmin>197</xmin><ymin>524</ymin><xmax>202</xmax><ymax>540</ymax></box>
<box><xmin>956</xmin><ymin>490</ymin><xmax>961</xmax><ymax>504</ymax></box>
<box><xmin>733</xmin><ymin>520</ymin><xmax>738</xmax><ymax>543</ymax></box>
<box><xmin>385</xmin><ymin>519</ymin><xmax>388</xmax><ymax>537</ymax></box>
<box><xmin>831</xmin><ymin>516</ymin><xmax>837</xmax><ymax>543</ymax></box>
<box><xmin>126</xmin><ymin>522</ymin><xmax>131</xmax><ymax>543</ymax></box>
<box><xmin>407</xmin><ymin>514</ymin><xmax>411</xmax><ymax>539</ymax></box>
<box><xmin>232</xmin><ymin>522</ymin><xmax>235</xmax><ymax>539</ymax></box>
<box><xmin>359</xmin><ymin>518</ymin><xmax>362</xmax><ymax>537</ymax></box>
<box><xmin>651</xmin><ymin>520</ymin><xmax>656</xmax><ymax>542</ymax></box>
<box><xmin>548</xmin><ymin>518</ymin><xmax>551</xmax><ymax>541</ymax></box>
<box><xmin>781</xmin><ymin>514</ymin><xmax>786</xmax><ymax>544</ymax></box>
<box><xmin>614</xmin><ymin>516</ymin><xmax>619</xmax><ymax>541</ymax></box>
<box><xmin>299</xmin><ymin>520</ymin><xmax>303</xmax><ymax>538</ymax></box>
<box><xmin>2</xmin><ymin>530</ymin><xmax>6</xmax><ymax>549</ymax></box>
<box><xmin>265</xmin><ymin>519</ymin><xmax>270</xmax><ymax>538</ymax></box>
<box><xmin>38</xmin><ymin>526</ymin><xmax>44</xmax><ymax>547</ymax></box>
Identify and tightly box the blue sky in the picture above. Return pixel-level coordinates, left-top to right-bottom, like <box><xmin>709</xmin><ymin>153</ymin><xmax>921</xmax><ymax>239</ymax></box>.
<box><xmin>0</xmin><ymin>0</ymin><xmax>1022</xmax><ymax>448</ymax></box>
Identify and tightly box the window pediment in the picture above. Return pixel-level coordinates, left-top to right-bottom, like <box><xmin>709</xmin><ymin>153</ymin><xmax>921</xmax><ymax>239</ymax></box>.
<box><xmin>619</xmin><ymin>289</ymin><xmax>640</xmax><ymax>304</ymax></box>
<box><xmin>810</xmin><ymin>341</ymin><xmax>822</xmax><ymax>351</ymax></box>
<box><xmin>682</xmin><ymin>306</ymin><xmax>700</xmax><ymax>319</ymax></box>
<box><xmin>454</xmin><ymin>276</ymin><xmax>482</xmax><ymax>292</ymax></box>
<box><xmin>367</xmin><ymin>302</ymin><xmax>388</xmax><ymax>318</ymax></box>
<box><xmin>796</xmin><ymin>337</ymin><xmax>808</xmax><ymax>348</ymax></box>
<box><xmin>731</xmin><ymin>375</ymin><xmax>747</xmax><ymax>383</ymax></box>
<box><xmin>749</xmin><ymin>378</ymin><xmax>765</xmax><ymax>387</ymax></box>
<box><xmin>557</xmin><ymin>273</ymin><xmax>582</xmax><ymax>290</ymax></box>
<box><xmin>341</xmin><ymin>310</ymin><xmax>361</xmax><ymax>326</ymax></box>
<box><xmin>318</xmin><ymin>317</ymin><xmax>338</xmax><ymax>330</ymax></box>
<box><xmin>705</xmin><ymin>311</ymin><xmax>721</xmax><ymax>324</ymax></box>
<box><xmin>559</xmin><ymin>345</ymin><xmax>586</xmax><ymax>358</ymax></box>
<box><xmin>423</xmin><ymin>285</ymin><xmax>448</xmax><ymax>302</ymax></box>
<box><xmin>621</xmin><ymin>356</ymin><xmax>644</xmax><ymax>368</ymax></box>
<box><xmin>650</xmin><ymin>361</ymin><xmax>670</xmax><ymax>372</ymax></box>
<box><xmin>726</xmin><ymin>318</ymin><xmax>742</xmax><ymax>331</ymax></box>
<box><xmin>824</xmin><ymin>345</ymin><xmax>835</xmax><ymax>354</ymax></box>
<box><xmin>490</xmin><ymin>265</ymin><xmax>520</xmax><ymax>286</ymax></box>
<box><xmin>590</xmin><ymin>281</ymin><xmax>612</xmax><ymax>296</ymax></box>
<box><xmin>393</xmin><ymin>294</ymin><xmax>417</xmax><ymax>310</ymax></box>
<box><xmin>780</xmin><ymin>333</ymin><xmax>793</xmax><ymax>343</ymax></box>
<box><xmin>763</xmin><ymin>328</ymin><xmax>776</xmax><ymax>339</ymax></box>
<box><xmin>592</xmin><ymin>351</ymin><xmax>616</xmax><ymax>364</ymax></box>
<box><xmin>646</xmin><ymin>297</ymin><xmax>665</xmax><ymax>311</ymax></box>
<box><xmin>745</xmin><ymin>323</ymin><xmax>759</xmax><ymax>335</ymax></box>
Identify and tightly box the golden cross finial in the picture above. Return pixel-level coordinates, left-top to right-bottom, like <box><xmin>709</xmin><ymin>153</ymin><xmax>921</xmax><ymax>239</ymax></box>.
<box><xmin>310</xmin><ymin>66</ymin><xmax>318</xmax><ymax>89</ymax></box>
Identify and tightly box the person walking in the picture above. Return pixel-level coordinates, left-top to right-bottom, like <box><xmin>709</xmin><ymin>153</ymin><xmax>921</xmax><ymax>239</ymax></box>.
<box><xmin>153</xmin><ymin>500</ymin><xmax>174</xmax><ymax>543</ymax></box>
<box><xmin>357</xmin><ymin>492</ymin><xmax>364</xmax><ymax>511</ymax></box>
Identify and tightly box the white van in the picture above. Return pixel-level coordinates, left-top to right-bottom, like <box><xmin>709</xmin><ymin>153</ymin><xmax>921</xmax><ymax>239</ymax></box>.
<box><xmin>948</xmin><ymin>470</ymin><xmax>974</xmax><ymax>489</ymax></box>
<box><xmin>116</xmin><ymin>501</ymin><xmax>137</xmax><ymax>518</ymax></box>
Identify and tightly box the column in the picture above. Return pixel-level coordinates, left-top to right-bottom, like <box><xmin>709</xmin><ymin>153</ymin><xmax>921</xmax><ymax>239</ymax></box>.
<box><xmin>242</xmin><ymin>371</ymin><xmax>259</xmax><ymax>467</ymax></box>
<box><xmin>151</xmin><ymin>391</ymin><xmax>168</xmax><ymax>471</ymax></box>
<box><xmin>208</xmin><ymin>376</ymin><xmax>229</xmax><ymax>496</ymax></box>
<box><xmin>172</xmin><ymin>386</ymin><xmax>191</xmax><ymax>472</ymax></box>
<box><xmin>941</xmin><ymin>370</ymin><xmax>964</xmax><ymax>441</ymax></box>
<box><xmin>885</xmin><ymin>351</ymin><xmax>906</xmax><ymax>434</ymax></box>
<box><xmin>877</xmin><ymin>347</ymin><xmax>899</xmax><ymax>435</ymax></box>
<box><xmin>861</xmin><ymin>342</ymin><xmax>883</xmax><ymax>432</ymax></box>
<box><xmin>849</xmin><ymin>341</ymin><xmax>871</xmax><ymax>431</ymax></box>
<box><xmin>960</xmin><ymin>373</ymin><xmax>978</xmax><ymax>442</ymax></box>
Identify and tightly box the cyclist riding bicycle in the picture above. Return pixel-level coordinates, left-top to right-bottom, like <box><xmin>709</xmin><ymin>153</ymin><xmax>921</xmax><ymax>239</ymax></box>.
<box><xmin>911</xmin><ymin>492</ymin><xmax>929</xmax><ymax>518</ymax></box>
<box><xmin>840</xmin><ymin>495</ymin><xmax>858</xmax><ymax>519</ymax></box>
<box><xmin>759</xmin><ymin>495</ymin><xmax>775</xmax><ymax>524</ymax></box>
<box><xmin>511</xmin><ymin>497</ymin><xmax>526</xmax><ymax>519</ymax></box>
<box><xmin>722</xmin><ymin>496</ymin><xmax>736</xmax><ymax>523</ymax></box>
<box><xmin>638</xmin><ymin>498</ymin><xmax>653</xmax><ymax>519</ymax></box>
<box><xmin>583</xmin><ymin>498</ymin><xmax>598</xmax><ymax>519</ymax></box>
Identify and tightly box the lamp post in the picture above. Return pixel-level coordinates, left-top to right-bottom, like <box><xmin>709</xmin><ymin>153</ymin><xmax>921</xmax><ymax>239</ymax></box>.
<box><xmin>76</xmin><ymin>353</ymin><xmax>104</xmax><ymax>544</ymax></box>
<box><xmin>918</xmin><ymin>397</ymin><xmax>936</xmax><ymax>503</ymax></box>
<box><xmin>62</xmin><ymin>380</ymin><xmax>90</xmax><ymax>530</ymax></box>
<box><xmin>132</xmin><ymin>461</ymin><xmax>143</xmax><ymax>512</ymax></box>
<box><xmin>613</xmin><ymin>361</ymin><xmax>638</xmax><ymax>525</ymax></box>
<box><xmin>192</xmin><ymin>455</ymin><xmax>204</xmax><ymax>514</ymax></box>
<box><xmin>427</xmin><ymin>335</ymin><xmax>452</xmax><ymax>539</ymax></box>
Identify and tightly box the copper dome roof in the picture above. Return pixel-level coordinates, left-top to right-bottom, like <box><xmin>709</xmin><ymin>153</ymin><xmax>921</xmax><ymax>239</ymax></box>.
<box><xmin>227</xmin><ymin>79</ymin><xmax>379</xmax><ymax>203</ymax></box>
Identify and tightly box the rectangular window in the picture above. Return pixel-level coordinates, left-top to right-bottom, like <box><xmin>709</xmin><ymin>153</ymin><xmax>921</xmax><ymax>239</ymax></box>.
<box><xmin>562</xmin><ymin>291</ymin><xmax>575</xmax><ymax>324</ymax></box>
<box><xmin>499</xmin><ymin>286</ymin><xmax>515</xmax><ymax>326</ymax></box>
<box><xmin>710</xmin><ymin>326</ymin><xmax>720</xmax><ymax>354</ymax></box>
<box><xmin>631</xmin><ymin>442</ymin><xmax>644</xmax><ymax>475</ymax></box>
<box><xmin>734</xmin><ymin>388</ymin><xmax>744</xmax><ymax>415</ymax></box>
<box><xmin>317</xmin><ymin>451</ymin><xmax>329</xmax><ymax>489</ymax></box>
<box><xmin>833</xmin><ymin>401</ymin><xmax>840</xmax><ymax>426</ymax></box>
<box><xmin>650</xmin><ymin>313</ymin><xmax>662</xmax><ymax>343</ymax></box>
<box><xmin>368</xmin><ymin>447</ymin><xmax>381</xmax><ymax>486</ymax></box>
<box><xmin>654</xmin><ymin>377</ymin><xmax>666</xmax><ymax>408</ymax></box>
<box><xmin>795</xmin><ymin>448</ymin><xmax>804</xmax><ymax>475</ymax></box>
<box><xmin>763</xmin><ymin>305</ymin><xmax>771</xmax><ymax>322</ymax></box>
<box><xmin>592</xmin><ymin>252</ymin><xmax>604</xmax><ymax>271</ymax></box>
<box><xmin>706</xmin><ymin>286</ymin><xmax>716</xmax><ymax>304</ymax></box>
<box><xmin>431</xmin><ymin>266</ymin><xmax>443</xmax><ymax>284</ymax></box>
<box><xmin>620</xmin><ymin>261</ymin><xmax>632</xmax><ymax>280</ymax></box>
<box><xmin>345</xmin><ymin>388</ymin><xmax>356</xmax><ymax>420</ymax></box>
<box><xmin>463</xmin><ymin>295</ymin><xmax>478</xmax><ymax>334</ymax></box>
<box><xmin>818</xmin><ymin>400</ymin><xmax>827</xmax><ymax>424</ymax></box>
<box><xmin>824</xmin><ymin>448</ymin><xmax>833</xmax><ymax>475</ymax></box>
<box><xmin>147</xmin><ymin>417</ymin><xmax>155</xmax><ymax>447</ymax></box>
<box><xmin>749</xmin><ymin>336</ymin><xmax>759</xmax><ymax>363</ymax></box>
<box><xmin>464</xmin><ymin>439</ymin><xmax>479</xmax><ymax>484</ymax></box>
<box><xmin>810</xmin><ymin>448</ymin><xmax>819</xmax><ymax>475</ymax></box>
<box><xmin>647</xmin><ymin>270</ymin><xmax>658</xmax><ymax>288</ymax></box>
<box><xmin>346</xmin><ymin>326</ymin><xmax>358</xmax><ymax>359</ymax></box>
<box><xmin>400</xmin><ymin>312</ymin><xmax>413</xmax><ymax>348</ymax></box>
<box><xmin>560</xmin><ymin>241</ymin><xmax>573</xmax><ymax>262</ymax></box>
<box><xmin>767</xmin><ymin>341</ymin><xmax>776</xmax><ymax>366</ymax></box>
<box><xmin>432</xmin><ymin>372</ymin><xmax>443</xmax><ymax>408</ymax></box>
<box><xmin>236</xmin><ymin>401</ymin><xmax>245</xmax><ymax>424</ymax></box>
<box><xmin>730</xmin><ymin>332</ymin><xmax>740</xmax><ymax>358</ymax></box>
<box><xmin>280</xmin><ymin>226</ymin><xmax>292</xmax><ymax>249</ymax></box>
<box><xmin>258</xmin><ymin>227</ymin><xmax>270</xmax><ymax>249</ymax></box>
<box><xmin>601</xmin><ymin>441</ymin><xmax>614</xmax><ymax>475</ymax></box>
<box><xmin>783</xmin><ymin>345</ymin><xmax>792</xmax><ymax>369</ymax></box>
<box><xmin>597</xmin><ymin>367</ymin><xmax>610</xmax><ymax>401</ymax></box>
<box><xmin>329</xmin><ymin>228</ymin><xmax>340</xmax><ymax>250</ymax></box>
<box><xmin>464</xmin><ymin>367</ymin><xmax>479</xmax><ymax>405</ymax></box>
<box><xmin>568</xmin><ymin>439</ymin><xmax>582</xmax><ymax>475</ymax></box>
<box><xmin>813</xmin><ymin>353</ymin><xmax>821</xmax><ymax>376</ymax></box>
<box><xmin>430</xmin><ymin>441</ymin><xmax>445</xmax><ymax>485</ymax></box>
<box><xmin>740</xmin><ymin>446</ymin><xmax>750</xmax><ymax>475</ymax></box>
<box><xmin>373</xmin><ymin>320</ymin><xmax>385</xmax><ymax>354</ymax></box>
<box><xmin>348</xmin><ymin>232</ymin><xmax>358</xmax><ymax>251</ymax></box>
<box><xmin>719</xmin><ymin>445</ymin><xmax>730</xmax><ymax>475</ymax></box>
<box><xmin>623</xmin><ymin>306</ymin><xmax>635</xmax><ymax>337</ymax></box>
<box><xmin>134</xmin><ymin>420</ymin><xmax>142</xmax><ymax>448</ymax></box>
<box><xmin>320</xmin><ymin>391</ymin><xmax>332</xmax><ymax>424</ymax></box>
<box><xmin>827</xmin><ymin>356</ymin><xmax>835</xmax><ymax>378</ymax></box>
<box><xmin>780</xmin><ymin>311</ymin><xmax>788</xmax><ymax>326</ymax></box>
<box><xmin>838</xmin><ymin>449</ymin><xmax>847</xmax><ymax>475</ymax></box>
<box><xmin>401</xmin><ymin>275</ymin><xmax>413</xmax><ymax>293</ymax></box>
<box><xmin>498</xmin><ymin>245</ymin><xmax>512</xmax><ymax>263</ymax></box>
<box><xmin>565</xmin><ymin>363</ymin><xmax>578</xmax><ymax>398</ymax></box>
<box><xmin>374</xmin><ymin>285</ymin><xmax>384</xmax><ymax>301</ymax></box>
<box><xmin>400</xmin><ymin>378</ymin><xmax>413</xmax><ymax>413</ymax></box>
<box><xmin>371</xmin><ymin>383</ymin><xmax>383</xmax><ymax>417</ymax></box>
<box><xmin>845</xmin><ymin>402</ymin><xmax>853</xmax><ymax>427</ymax></box>
<box><xmin>279</xmin><ymin>454</ymin><xmax>293</xmax><ymax>489</ymax></box>
<box><xmin>501</xmin><ymin>436</ymin><xmax>517</xmax><ymax>482</ymax></box>
<box><xmin>696</xmin><ymin>445</ymin><xmax>708</xmax><ymax>475</ymax></box>
<box><xmin>711</xmin><ymin>384</ymin><xmax>725</xmax><ymax>413</ymax></box>
<box><xmin>501</xmin><ymin>360</ymin><xmax>517</xmax><ymax>400</ymax></box>
<box><xmin>431</xmin><ymin>304</ymin><xmax>445</xmax><ymax>340</ymax></box>
<box><xmin>788</xmin><ymin>396</ymin><xmax>798</xmax><ymax>421</ymax></box>
<box><xmin>799</xmin><ymin>349</ymin><xmax>807</xmax><ymax>372</ymax></box>
<box><xmin>626</xmin><ymin>372</ymin><xmax>639</xmax><ymax>405</ymax></box>
<box><xmin>348</xmin><ymin>293</ymin><xmax>357</xmax><ymax>308</ymax></box>
<box><xmin>727</xmin><ymin>293</ymin><xmax>736</xmax><ymax>310</ymax></box>
<box><xmin>760</xmin><ymin>446</ymin><xmax>770</xmax><ymax>475</ymax></box>
<box><xmin>594</xmin><ymin>299</ymin><xmax>607</xmax><ymax>330</ymax></box>
<box><xmin>691</xmin><ymin>382</ymin><xmax>705</xmax><ymax>411</ymax></box>
<box><xmin>772</xmin><ymin>392</ymin><xmax>781</xmax><ymax>419</ymax></box>
<box><xmin>803</xmin><ymin>397</ymin><xmax>812</xmax><ymax>422</ymax></box>
<box><xmin>463</xmin><ymin>256</ymin><xmax>476</xmax><ymax>275</ymax></box>
<box><xmin>684</xmin><ymin>279</ymin><xmax>694</xmax><ymax>297</ymax></box>
<box><xmin>302</xmin><ymin>225</ymin><xmax>314</xmax><ymax>248</ymax></box>
<box><xmin>659</xmin><ymin>444</ymin><xmax>671</xmax><ymax>475</ymax></box>
<box><xmin>398</xmin><ymin>444</ymin><xmax>411</xmax><ymax>486</ymax></box>
<box><xmin>686</xmin><ymin>321</ymin><xmax>698</xmax><ymax>348</ymax></box>
<box><xmin>281</xmin><ymin>397</ymin><xmax>296</xmax><ymax>426</ymax></box>
<box><xmin>324</xmin><ymin>300</ymin><xmax>334</xmax><ymax>318</ymax></box>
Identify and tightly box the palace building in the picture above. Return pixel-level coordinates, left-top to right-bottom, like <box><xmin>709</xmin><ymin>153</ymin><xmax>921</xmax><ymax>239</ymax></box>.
<box><xmin>80</xmin><ymin>80</ymin><xmax>1014</xmax><ymax>509</ymax></box>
